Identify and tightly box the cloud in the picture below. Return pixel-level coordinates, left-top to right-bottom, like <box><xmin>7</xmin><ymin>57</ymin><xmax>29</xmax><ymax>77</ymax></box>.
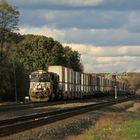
<box><xmin>64</xmin><ymin>43</ymin><xmax>140</xmax><ymax>72</ymax></box>
<box><xmin>8</xmin><ymin>0</ymin><xmax>103</xmax><ymax>10</ymax></box>
<box><xmin>66</xmin><ymin>44</ymin><xmax>140</xmax><ymax>57</ymax></box>
<box><xmin>100</xmin><ymin>0</ymin><xmax>140</xmax><ymax>11</ymax></box>
<box><xmin>8</xmin><ymin>0</ymin><xmax>140</xmax><ymax>10</ymax></box>
<box><xmin>16</xmin><ymin>9</ymin><xmax>129</xmax><ymax>32</ymax></box>
<box><xmin>18</xmin><ymin>26</ymin><xmax>140</xmax><ymax>73</ymax></box>
<box><xmin>39</xmin><ymin>10</ymin><xmax>128</xmax><ymax>29</ymax></box>
<box><xmin>19</xmin><ymin>25</ymin><xmax>64</xmax><ymax>41</ymax></box>
<box><xmin>19</xmin><ymin>25</ymin><xmax>140</xmax><ymax>46</ymax></box>
<box><xmin>63</xmin><ymin>28</ymin><xmax>140</xmax><ymax>46</ymax></box>
<box><xmin>126</xmin><ymin>12</ymin><xmax>140</xmax><ymax>33</ymax></box>
<box><xmin>6</xmin><ymin>0</ymin><xmax>140</xmax><ymax>73</ymax></box>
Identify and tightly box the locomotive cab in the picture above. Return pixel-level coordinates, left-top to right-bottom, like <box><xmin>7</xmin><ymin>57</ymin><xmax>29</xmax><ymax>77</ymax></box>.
<box><xmin>29</xmin><ymin>70</ymin><xmax>59</xmax><ymax>102</ymax></box>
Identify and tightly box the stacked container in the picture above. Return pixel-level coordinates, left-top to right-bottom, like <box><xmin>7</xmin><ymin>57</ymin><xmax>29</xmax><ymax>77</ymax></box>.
<box><xmin>75</xmin><ymin>72</ymin><xmax>81</xmax><ymax>98</ymax></box>
<box><xmin>65</xmin><ymin>67</ymin><xmax>75</xmax><ymax>98</ymax></box>
<box><xmin>48</xmin><ymin>66</ymin><xmax>66</xmax><ymax>98</ymax></box>
<box><xmin>98</xmin><ymin>76</ymin><xmax>103</xmax><ymax>92</ymax></box>
<box><xmin>81</xmin><ymin>73</ymin><xmax>84</xmax><ymax>96</ymax></box>
<box><xmin>64</xmin><ymin>67</ymin><xmax>70</xmax><ymax>98</ymax></box>
<box><xmin>93</xmin><ymin>75</ymin><xmax>97</xmax><ymax>93</ymax></box>
<box><xmin>69</xmin><ymin>68</ymin><xmax>74</xmax><ymax>98</ymax></box>
<box><xmin>48</xmin><ymin>66</ymin><xmax>78</xmax><ymax>99</ymax></box>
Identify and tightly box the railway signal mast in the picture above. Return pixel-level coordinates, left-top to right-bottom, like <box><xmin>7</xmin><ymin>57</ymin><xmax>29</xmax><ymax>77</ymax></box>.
<box><xmin>114</xmin><ymin>85</ymin><xmax>117</xmax><ymax>99</ymax></box>
<box><xmin>105</xmin><ymin>72</ymin><xmax>128</xmax><ymax>99</ymax></box>
<box><xmin>112</xmin><ymin>74</ymin><xmax>117</xmax><ymax>99</ymax></box>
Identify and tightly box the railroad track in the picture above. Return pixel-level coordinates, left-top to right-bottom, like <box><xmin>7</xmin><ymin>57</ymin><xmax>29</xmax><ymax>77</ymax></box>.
<box><xmin>0</xmin><ymin>100</ymin><xmax>82</xmax><ymax>112</ymax></box>
<box><xmin>0</xmin><ymin>96</ymin><xmax>119</xmax><ymax>112</ymax></box>
<box><xmin>0</xmin><ymin>95</ymin><xmax>138</xmax><ymax>138</ymax></box>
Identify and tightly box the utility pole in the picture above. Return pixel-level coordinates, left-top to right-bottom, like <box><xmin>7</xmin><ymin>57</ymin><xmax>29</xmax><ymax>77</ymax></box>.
<box><xmin>13</xmin><ymin>61</ymin><xmax>17</xmax><ymax>102</ymax></box>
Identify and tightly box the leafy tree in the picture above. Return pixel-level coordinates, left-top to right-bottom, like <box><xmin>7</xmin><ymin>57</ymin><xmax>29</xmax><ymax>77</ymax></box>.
<box><xmin>64</xmin><ymin>46</ymin><xmax>83</xmax><ymax>72</ymax></box>
<box><xmin>48</xmin><ymin>42</ymin><xmax>66</xmax><ymax>65</ymax></box>
<box><xmin>127</xmin><ymin>73</ymin><xmax>140</xmax><ymax>91</ymax></box>
<box><xmin>0</xmin><ymin>1</ymin><xmax>19</xmax><ymax>100</ymax></box>
<box><xmin>0</xmin><ymin>0</ymin><xmax>19</xmax><ymax>61</ymax></box>
<box><xmin>15</xmin><ymin>35</ymin><xmax>83</xmax><ymax>73</ymax></box>
<box><xmin>0</xmin><ymin>1</ymin><xmax>84</xmax><ymax>101</ymax></box>
<box><xmin>0</xmin><ymin>59</ymin><xmax>14</xmax><ymax>100</ymax></box>
<box><xmin>15</xmin><ymin>35</ymin><xmax>52</xmax><ymax>72</ymax></box>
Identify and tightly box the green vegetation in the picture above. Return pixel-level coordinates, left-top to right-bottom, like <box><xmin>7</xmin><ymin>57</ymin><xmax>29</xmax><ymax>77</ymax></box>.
<box><xmin>120</xmin><ymin>115</ymin><xmax>140</xmax><ymax>140</ymax></box>
<box><xmin>0</xmin><ymin>1</ymin><xmax>83</xmax><ymax>101</ymax></box>
<box><xmin>0</xmin><ymin>0</ymin><xmax>19</xmax><ymax>61</ymax></box>
<box><xmin>127</xmin><ymin>73</ymin><xmax>140</xmax><ymax>92</ymax></box>
<box><xmin>80</xmin><ymin>113</ymin><xmax>140</xmax><ymax>140</ymax></box>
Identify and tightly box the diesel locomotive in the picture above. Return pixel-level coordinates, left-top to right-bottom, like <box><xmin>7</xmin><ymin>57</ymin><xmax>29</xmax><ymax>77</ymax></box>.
<box><xmin>29</xmin><ymin>70</ymin><xmax>60</xmax><ymax>102</ymax></box>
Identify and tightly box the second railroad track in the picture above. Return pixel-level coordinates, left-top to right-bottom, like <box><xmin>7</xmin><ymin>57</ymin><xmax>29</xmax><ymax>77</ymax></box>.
<box><xmin>0</xmin><ymin>95</ymin><xmax>138</xmax><ymax>138</ymax></box>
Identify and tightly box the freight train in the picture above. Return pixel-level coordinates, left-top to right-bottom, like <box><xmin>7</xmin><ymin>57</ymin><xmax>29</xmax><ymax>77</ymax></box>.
<box><xmin>29</xmin><ymin>66</ymin><xmax>128</xmax><ymax>102</ymax></box>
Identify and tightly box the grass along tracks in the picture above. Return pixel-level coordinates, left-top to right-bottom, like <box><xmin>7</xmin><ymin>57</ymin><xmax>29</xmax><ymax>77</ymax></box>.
<box><xmin>0</xmin><ymin>95</ymin><xmax>137</xmax><ymax>138</ymax></box>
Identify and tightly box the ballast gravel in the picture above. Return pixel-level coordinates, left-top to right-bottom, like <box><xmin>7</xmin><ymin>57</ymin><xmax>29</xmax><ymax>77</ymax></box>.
<box><xmin>1</xmin><ymin>100</ymin><xmax>138</xmax><ymax>140</ymax></box>
<box><xmin>1</xmin><ymin>111</ymin><xmax>102</xmax><ymax>140</ymax></box>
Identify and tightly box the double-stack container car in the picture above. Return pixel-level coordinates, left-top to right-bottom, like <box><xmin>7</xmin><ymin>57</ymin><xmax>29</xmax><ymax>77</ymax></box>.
<box><xmin>29</xmin><ymin>65</ymin><xmax>128</xmax><ymax>102</ymax></box>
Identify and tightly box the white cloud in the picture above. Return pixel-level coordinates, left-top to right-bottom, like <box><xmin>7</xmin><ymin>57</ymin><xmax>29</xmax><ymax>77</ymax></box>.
<box><xmin>64</xmin><ymin>43</ymin><xmax>140</xmax><ymax>73</ymax></box>
<box><xmin>18</xmin><ymin>26</ymin><xmax>140</xmax><ymax>73</ymax></box>
<box><xmin>8</xmin><ymin>0</ymin><xmax>103</xmax><ymax>8</ymax></box>
<box><xmin>61</xmin><ymin>28</ymin><xmax>140</xmax><ymax>45</ymax></box>
<box><xmin>59</xmin><ymin>0</ymin><xmax>103</xmax><ymax>6</ymax></box>
<box><xmin>19</xmin><ymin>25</ymin><xmax>64</xmax><ymax>41</ymax></box>
<box><xmin>65</xmin><ymin>43</ymin><xmax>140</xmax><ymax>57</ymax></box>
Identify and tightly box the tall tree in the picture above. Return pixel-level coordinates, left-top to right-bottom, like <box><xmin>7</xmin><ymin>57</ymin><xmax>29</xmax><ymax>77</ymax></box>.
<box><xmin>0</xmin><ymin>0</ymin><xmax>19</xmax><ymax>61</ymax></box>
<box><xmin>64</xmin><ymin>46</ymin><xmax>84</xmax><ymax>72</ymax></box>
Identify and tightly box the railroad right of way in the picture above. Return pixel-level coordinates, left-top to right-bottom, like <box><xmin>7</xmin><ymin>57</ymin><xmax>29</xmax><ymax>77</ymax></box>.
<box><xmin>0</xmin><ymin>95</ymin><xmax>138</xmax><ymax>138</ymax></box>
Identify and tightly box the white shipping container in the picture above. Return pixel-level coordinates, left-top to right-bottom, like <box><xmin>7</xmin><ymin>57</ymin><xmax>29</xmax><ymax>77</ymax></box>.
<box><xmin>77</xmin><ymin>84</ymin><xmax>81</xmax><ymax>93</ymax></box>
<box><xmin>71</xmin><ymin>84</ymin><xmax>76</xmax><ymax>98</ymax></box>
<box><xmin>83</xmin><ymin>74</ymin><xmax>87</xmax><ymax>85</ymax></box>
<box><xmin>65</xmin><ymin>83</ymin><xmax>70</xmax><ymax>92</ymax></box>
<box><xmin>84</xmin><ymin>85</ymin><xmax>87</xmax><ymax>95</ymax></box>
<box><xmin>76</xmin><ymin>72</ymin><xmax>81</xmax><ymax>84</ymax></box>
<box><xmin>81</xmin><ymin>85</ymin><xmax>84</xmax><ymax>92</ymax></box>
<box><xmin>69</xmin><ymin>68</ymin><xmax>74</xmax><ymax>84</ymax></box>
<box><xmin>85</xmin><ymin>74</ymin><xmax>88</xmax><ymax>85</ymax></box>
<box><xmin>81</xmin><ymin>73</ymin><xmax>84</xmax><ymax>85</ymax></box>
<box><xmin>48</xmin><ymin>66</ymin><xmax>65</xmax><ymax>83</ymax></box>
<box><xmin>65</xmin><ymin>67</ymin><xmax>69</xmax><ymax>83</ymax></box>
<box><xmin>93</xmin><ymin>76</ymin><xmax>97</xmax><ymax>86</ymax></box>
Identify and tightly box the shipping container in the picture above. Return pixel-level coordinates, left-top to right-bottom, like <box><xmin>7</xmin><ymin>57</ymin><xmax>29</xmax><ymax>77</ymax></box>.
<box><xmin>69</xmin><ymin>68</ymin><xmax>74</xmax><ymax>84</ymax></box>
<box><xmin>65</xmin><ymin>67</ymin><xmax>69</xmax><ymax>83</ymax></box>
<box><xmin>76</xmin><ymin>72</ymin><xmax>81</xmax><ymax>84</ymax></box>
<box><xmin>81</xmin><ymin>73</ymin><xmax>85</xmax><ymax>86</ymax></box>
<box><xmin>48</xmin><ymin>66</ymin><xmax>65</xmax><ymax>83</ymax></box>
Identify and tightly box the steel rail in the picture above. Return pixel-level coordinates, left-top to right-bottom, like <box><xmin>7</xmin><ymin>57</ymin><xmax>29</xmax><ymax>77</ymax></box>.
<box><xmin>0</xmin><ymin>96</ymin><xmax>137</xmax><ymax>138</ymax></box>
<box><xmin>0</xmin><ymin>97</ymin><xmax>99</xmax><ymax>112</ymax></box>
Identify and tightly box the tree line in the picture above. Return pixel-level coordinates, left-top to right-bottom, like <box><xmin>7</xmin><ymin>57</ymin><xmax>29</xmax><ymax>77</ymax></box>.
<box><xmin>0</xmin><ymin>1</ymin><xmax>83</xmax><ymax>101</ymax></box>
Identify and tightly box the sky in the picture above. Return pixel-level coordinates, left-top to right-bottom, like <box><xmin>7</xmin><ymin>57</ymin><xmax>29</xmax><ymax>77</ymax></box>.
<box><xmin>7</xmin><ymin>0</ymin><xmax>140</xmax><ymax>73</ymax></box>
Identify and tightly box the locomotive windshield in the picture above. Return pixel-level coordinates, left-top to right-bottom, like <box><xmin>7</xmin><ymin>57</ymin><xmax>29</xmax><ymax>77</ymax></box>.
<box><xmin>30</xmin><ymin>73</ymin><xmax>51</xmax><ymax>82</ymax></box>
